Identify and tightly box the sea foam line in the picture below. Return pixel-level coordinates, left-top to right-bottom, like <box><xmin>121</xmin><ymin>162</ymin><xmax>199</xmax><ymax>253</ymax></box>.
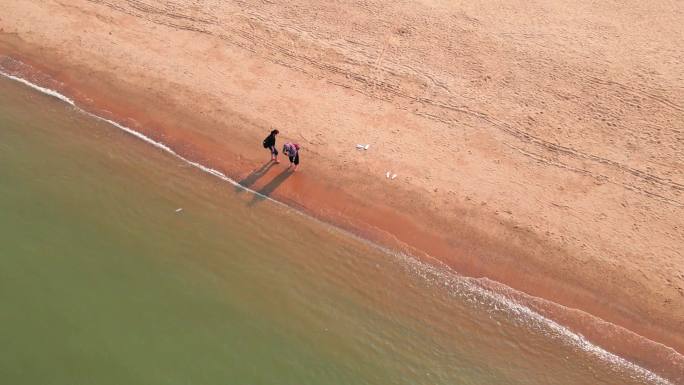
<box><xmin>0</xmin><ymin>69</ymin><xmax>674</xmax><ymax>385</ymax></box>
<box><xmin>395</xmin><ymin>253</ymin><xmax>676</xmax><ymax>385</ymax></box>
<box><xmin>0</xmin><ymin>69</ymin><xmax>285</xmax><ymax>206</ymax></box>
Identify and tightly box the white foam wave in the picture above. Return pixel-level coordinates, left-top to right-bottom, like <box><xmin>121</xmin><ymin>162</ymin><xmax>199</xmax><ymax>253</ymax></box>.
<box><xmin>0</xmin><ymin>71</ymin><xmax>76</xmax><ymax>106</ymax></box>
<box><xmin>394</xmin><ymin>253</ymin><xmax>675</xmax><ymax>385</ymax></box>
<box><xmin>0</xmin><ymin>69</ymin><xmax>674</xmax><ymax>385</ymax></box>
<box><xmin>0</xmin><ymin>67</ymin><xmax>286</xmax><ymax>207</ymax></box>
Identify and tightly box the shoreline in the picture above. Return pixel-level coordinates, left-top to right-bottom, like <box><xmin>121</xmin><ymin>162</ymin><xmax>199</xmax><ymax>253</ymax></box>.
<box><xmin>1</xmin><ymin>49</ymin><xmax>682</xmax><ymax>383</ymax></box>
<box><xmin>1</xmin><ymin>70</ymin><xmax>675</xmax><ymax>385</ymax></box>
<box><xmin>1</xmin><ymin>1</ymin><xmax>682</xmax><ymax>382</ymax></box>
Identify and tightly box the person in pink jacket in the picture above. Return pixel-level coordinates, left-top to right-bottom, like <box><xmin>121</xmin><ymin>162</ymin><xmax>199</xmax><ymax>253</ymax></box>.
<box><xmin>282</xmin><ymin>142</ymin><xmax>301</xmax><ymax>171</ymax></box>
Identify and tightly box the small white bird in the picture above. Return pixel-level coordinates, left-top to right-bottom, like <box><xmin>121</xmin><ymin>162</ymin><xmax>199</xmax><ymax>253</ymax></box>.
<box><xmin>175</xmin><ymin>208</ymin><xmax>183</xmax><ymax>213</ymax></box>
<box><xmin>386</xmin><ymin>171</ymin><xmax>391</xmax><ymax>178</ymax></box>
<box><xmin>391</xmin><ymin>174</ymin><xmax>397</xmax><ymax>180</ymax></box>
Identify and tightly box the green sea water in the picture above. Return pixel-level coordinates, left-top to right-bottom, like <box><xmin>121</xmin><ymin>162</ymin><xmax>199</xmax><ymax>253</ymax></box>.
<box><xmin>0</xmin><ymin>75</ymin><xmax>667</xmax><ymax>385</ymax></box>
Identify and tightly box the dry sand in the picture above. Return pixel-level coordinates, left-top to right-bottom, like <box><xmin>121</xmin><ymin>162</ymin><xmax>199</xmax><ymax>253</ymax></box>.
<box><xmin>1</xmin><ymin>0</ymin><xmax>683</xmax><ymax>380</ymax></box>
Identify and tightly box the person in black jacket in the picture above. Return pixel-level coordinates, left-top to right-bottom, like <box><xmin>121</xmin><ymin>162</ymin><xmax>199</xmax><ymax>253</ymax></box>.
<box><xmin>262</xmin><ymin>129</ymin><xmax>280</xmax><ymax>163</ymax></box>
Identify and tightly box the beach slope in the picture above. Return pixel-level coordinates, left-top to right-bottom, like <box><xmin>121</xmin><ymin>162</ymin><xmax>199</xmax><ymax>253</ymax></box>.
<box><xmin>1</xmin><ymin>0</ymin><xmax>683</xmax><ymax>378</ymax></box>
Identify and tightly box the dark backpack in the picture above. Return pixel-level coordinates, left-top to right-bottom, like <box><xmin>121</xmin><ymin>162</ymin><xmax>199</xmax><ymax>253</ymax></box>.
<box><xmin>263</xmin><ymin>133</ymin><xmax>274</xmax><ymax>148</ymax></box>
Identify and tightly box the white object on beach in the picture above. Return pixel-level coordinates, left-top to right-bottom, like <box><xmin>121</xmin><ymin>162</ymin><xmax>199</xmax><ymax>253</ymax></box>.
<box><xmin>391</xmin><ymin>174</ymin><xmax>397</xmax><ymax>180</ymax></box>
<box><xmin>175</xmin><ymin>208</ymin><xmax>183</xmax><ymax>213</ymax></box>
<box><xmin>356</xmin><ymin>144</ymin><xmax>370</xmax><ymax>150</ymax></box>
<box><xmin>386</xmin><ymin>171</ymin><xmax>391</xmax><ymax>179</ymax></box>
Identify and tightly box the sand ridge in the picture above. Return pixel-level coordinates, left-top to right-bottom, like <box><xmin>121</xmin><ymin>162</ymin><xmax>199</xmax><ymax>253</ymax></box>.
<box><xmin>1</xmin><ymin>0</ymin><xmax>683</xmax><ymax>378</ymax></box>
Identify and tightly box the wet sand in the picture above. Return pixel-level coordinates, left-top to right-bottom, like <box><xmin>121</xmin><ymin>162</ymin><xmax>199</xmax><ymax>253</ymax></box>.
<box><xmin>1</xmin><ymin>0</ymin><xmax>683</xmax><ymax>381</ymax></box>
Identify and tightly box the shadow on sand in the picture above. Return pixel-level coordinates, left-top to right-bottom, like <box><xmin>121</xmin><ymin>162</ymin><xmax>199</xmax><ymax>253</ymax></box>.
<box><xmin>248</xmin><ymin>168</ymin><xmax>293</xmax><ymax>206</ymax></box>
<box><xmin>235</xmin><ymin>161</ymin><xmax>276</xmax><ymax>193</ymax></box>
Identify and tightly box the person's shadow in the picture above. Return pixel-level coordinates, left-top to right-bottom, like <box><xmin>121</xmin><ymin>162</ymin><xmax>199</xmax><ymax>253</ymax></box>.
<box><xmin>235</xmin><ymin>161</ymin><xmax>275</xmax><ymax>193</ymax></box>
<box><xmin>248</xmin><ymin>168</ymin><xmax>293</xmax><ymax>206</ymax></box>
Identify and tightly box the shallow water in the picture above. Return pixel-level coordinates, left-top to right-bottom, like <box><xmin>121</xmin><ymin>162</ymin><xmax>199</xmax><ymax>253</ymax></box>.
<box><xmin>0</xmin><ymin>75</ymin><xmax>669</xmax><ymax>384</ymax></box>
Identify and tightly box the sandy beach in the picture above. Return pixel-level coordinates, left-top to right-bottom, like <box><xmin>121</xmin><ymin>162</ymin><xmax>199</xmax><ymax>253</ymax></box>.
<box><xmin>2</xmin><ymin>0</ymin><xmax>683</xmax><ymax>380</ymax></box>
